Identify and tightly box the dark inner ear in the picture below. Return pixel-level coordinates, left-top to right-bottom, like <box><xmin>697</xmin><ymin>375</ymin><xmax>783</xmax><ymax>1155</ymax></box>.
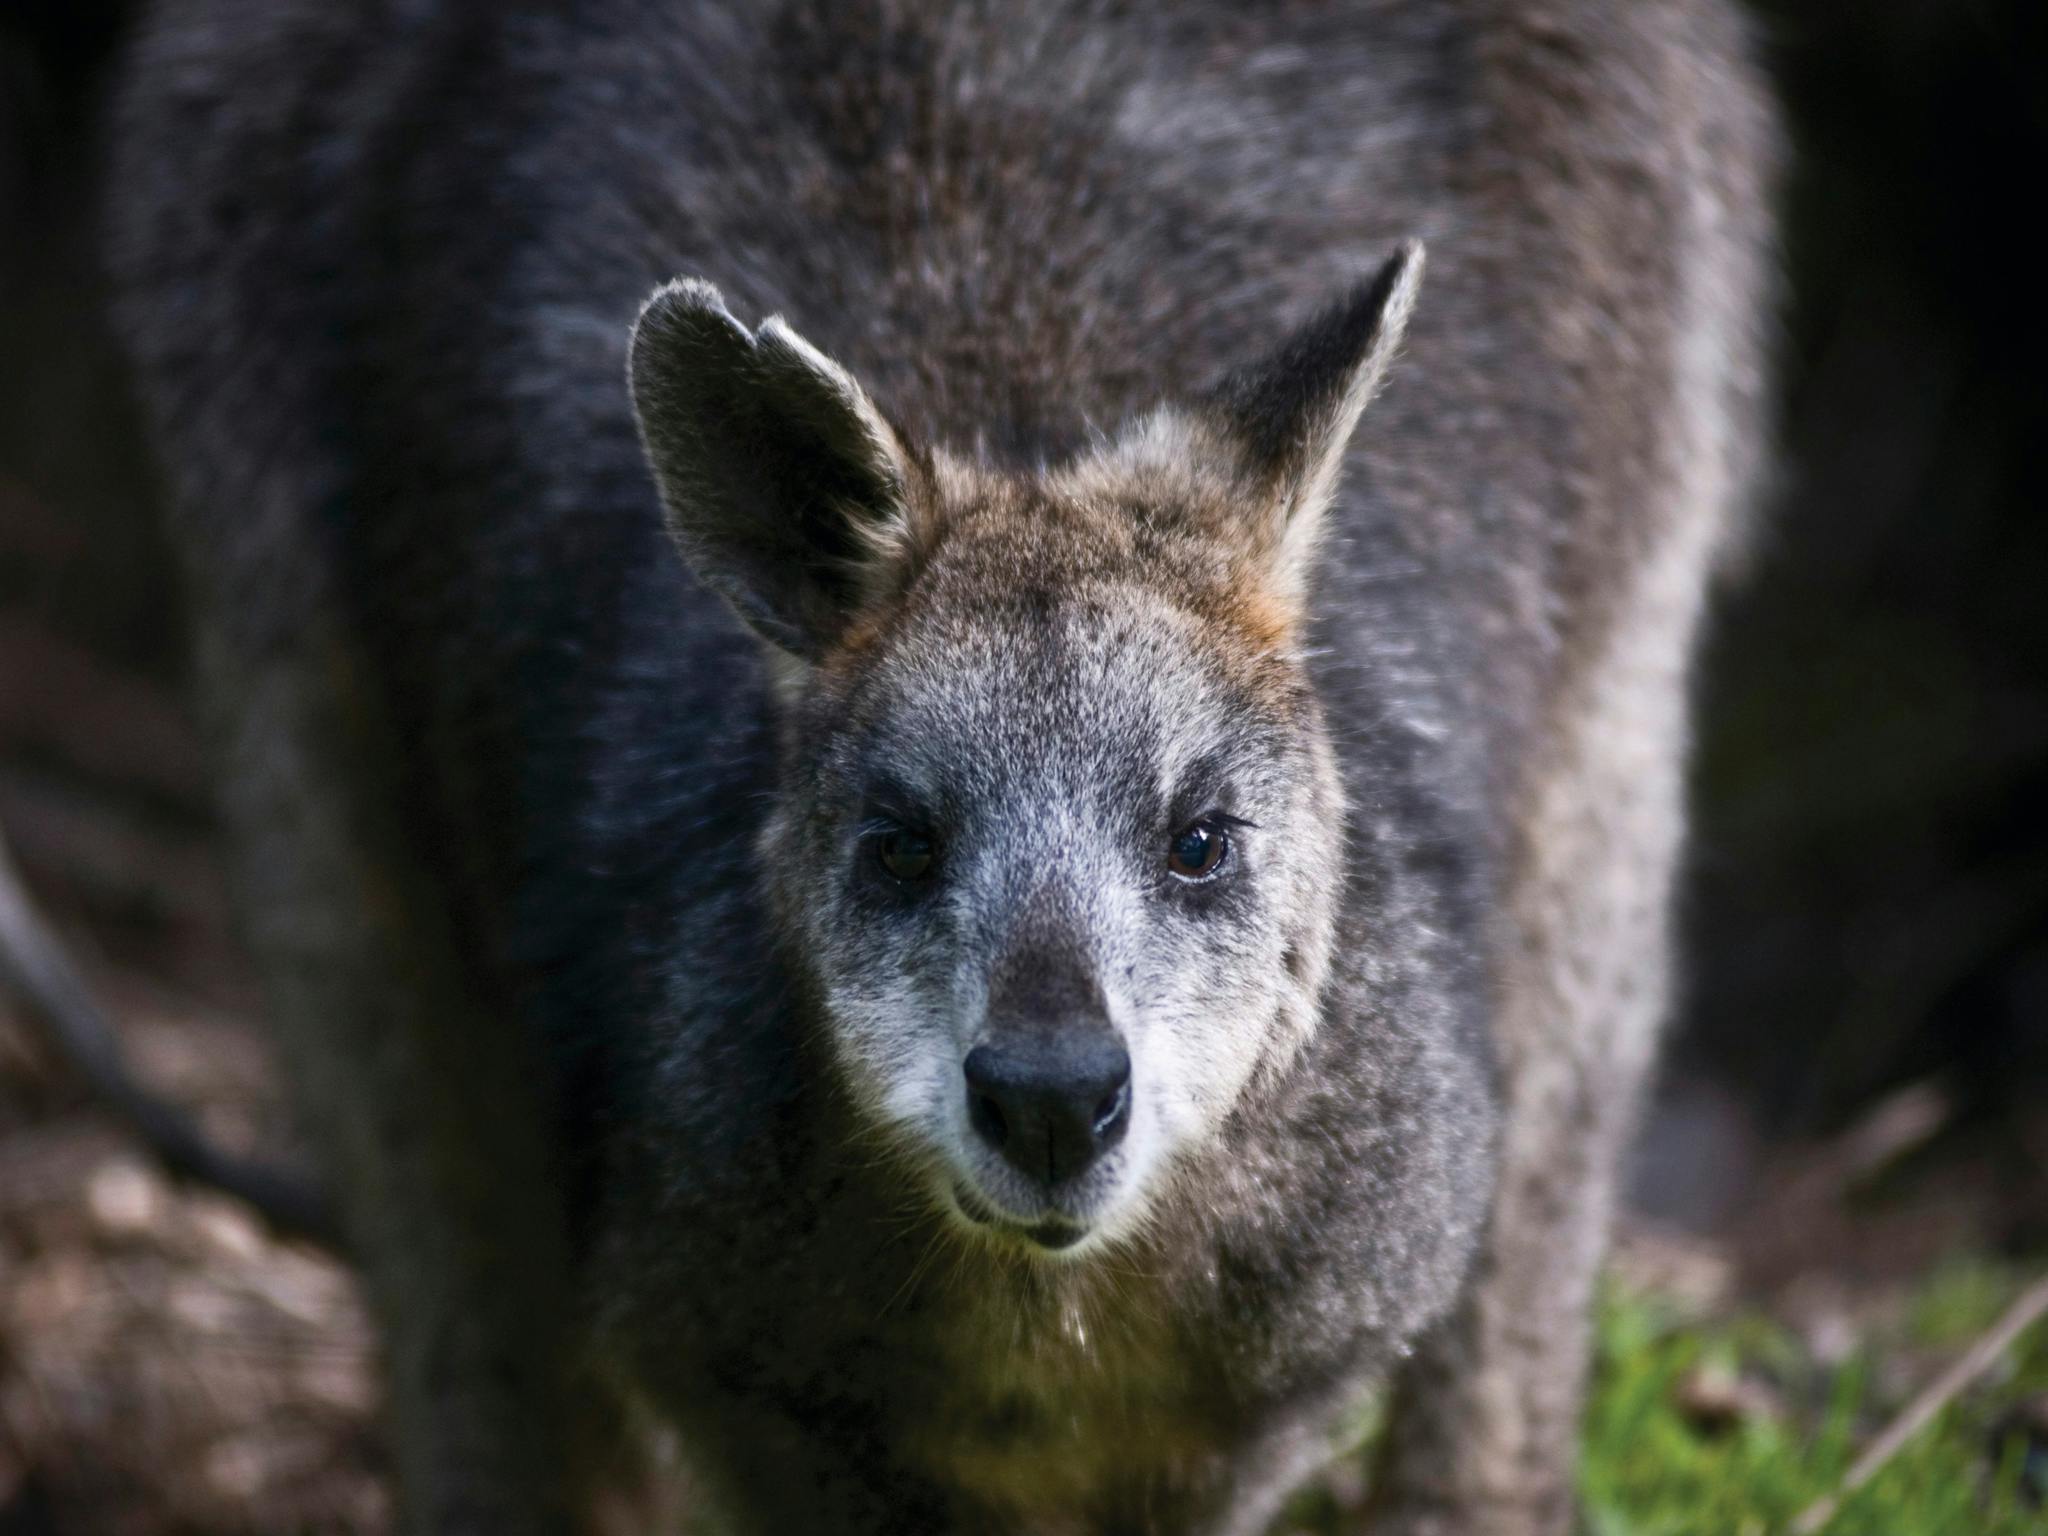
<box><xmin>733</xmin><ymin>363</ymin><xmax>897</xmax><ymax>617</ymax></box>
<box><xmin>1203</xmin><ymin>242</ymin><xmax>1423</xmax><ymax>495</ymax></box>
<box><xmin>629</xmin><ymin>280</ymin><xmax>914</xmax><ymax>657</ymax></box>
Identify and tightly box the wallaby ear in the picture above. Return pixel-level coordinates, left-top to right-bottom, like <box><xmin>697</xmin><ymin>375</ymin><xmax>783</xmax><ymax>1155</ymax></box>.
<box><xmin>629</xmin><ymin>278</ymin><xmax>925</xmax><ymax>658</ymax></box>
<box><xmin>1201</xmin><ymin>241</ymin><xmax>1424</xmax><ymax>584</ymax></box>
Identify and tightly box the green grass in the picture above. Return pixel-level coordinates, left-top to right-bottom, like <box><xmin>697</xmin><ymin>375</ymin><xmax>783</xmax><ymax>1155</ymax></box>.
<box><xmin>1578</xmin><ymin>1261</ymin><xmax>2048</xmax><ymax>1536</ymax></box>
<box><xmin>1272</xmin><ymin>1259</ymin><xmax>2048</xmax><ymax>1535</ymax></box>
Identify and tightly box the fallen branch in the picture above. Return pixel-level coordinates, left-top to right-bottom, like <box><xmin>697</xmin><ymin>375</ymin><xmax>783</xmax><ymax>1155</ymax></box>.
<box><xmin>0</xmin><ymin>823</ymin><xmax>338</xmax><ymax>1247</ymax></box>
<box><xmin>1792</xmin><ymin>1270</ymin><xmax>2048</xmax><ymax>1533</ymax></box>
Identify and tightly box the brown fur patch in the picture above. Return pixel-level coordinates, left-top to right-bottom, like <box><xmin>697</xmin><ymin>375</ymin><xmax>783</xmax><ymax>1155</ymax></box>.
<box><xmin>1214</xmin><ymin>572</ymin><xmax>1301</xmax><ymax>652</ymax></box>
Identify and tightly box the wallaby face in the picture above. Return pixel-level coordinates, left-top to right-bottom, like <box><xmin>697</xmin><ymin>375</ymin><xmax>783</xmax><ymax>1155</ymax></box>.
<box><xmin>630</xmin><ymin>251</ymin><xmax>1422</xmax><ymax>1256</ymax></box>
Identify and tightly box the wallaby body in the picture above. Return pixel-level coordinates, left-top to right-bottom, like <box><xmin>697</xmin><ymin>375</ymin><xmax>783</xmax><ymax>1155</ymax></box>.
<box><xmin>102</xmin><ymin>2</ymin><xmax>1774</xmax><ymax>1532</ymax></box>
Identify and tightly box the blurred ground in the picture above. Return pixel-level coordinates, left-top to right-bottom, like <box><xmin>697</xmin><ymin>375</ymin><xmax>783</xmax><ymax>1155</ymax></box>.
<box><xmin>0</xmin><ymin>989</ymin><xmax>385</xmax><ymax>1533</ymax></box>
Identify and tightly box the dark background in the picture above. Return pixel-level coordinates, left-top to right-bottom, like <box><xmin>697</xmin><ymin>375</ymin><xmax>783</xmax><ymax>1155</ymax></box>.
<box><xmin>3</xmin><ymin>0</ymin><xmax>2046</xmax><ymax>1220</ymax></box>
<box><xmin>1677</xmin><ymin>0</ymin><xmax>2048</xmax><ymax>1189</ymax></box>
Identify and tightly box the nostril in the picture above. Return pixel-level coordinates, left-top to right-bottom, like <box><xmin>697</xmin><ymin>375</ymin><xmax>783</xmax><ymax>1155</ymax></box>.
<box><xmin>1090</xmin><ymin>1054</ymin><xmax>1132</xmax><ymax>1147</ymax></box>
<box><xmin>969</xmin><ymin>1089</ymin><xmax>1009</xmax><ymax>1150</ymax></box>
<box><xmin>1090</xmin><ymin>1076</ymin><xmax>1130</xmax><ymax>1141</ymax></box>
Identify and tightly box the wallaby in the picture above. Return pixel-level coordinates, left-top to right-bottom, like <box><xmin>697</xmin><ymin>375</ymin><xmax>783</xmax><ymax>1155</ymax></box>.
<box><xmin>91</xmin><ymin>1</ymin><xmax>1775</xmax><ymax>1531</ymax></box>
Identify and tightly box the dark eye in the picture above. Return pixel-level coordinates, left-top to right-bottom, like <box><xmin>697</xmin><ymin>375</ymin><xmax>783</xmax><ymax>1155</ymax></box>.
<box><xmin>875</xmin><ymin>827</ymin><xmax>937</xmax><ymax>883</ymax></box>
<box><xmin>1166</xmin><ymin>819</ymin><xmax>1229</xmax><ymax>881</ymax></box>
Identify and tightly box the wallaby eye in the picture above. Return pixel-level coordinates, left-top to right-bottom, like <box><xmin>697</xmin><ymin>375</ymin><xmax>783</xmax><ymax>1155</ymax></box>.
<box><xmin>875</xmin><ymin>827</ymin><xmax>938</xmax><ymax>883</ymax></box>
<box><xmin>1166</xmin><ymin>820</ymin><xmax>1229</xmax><ymax>881</ymax></box>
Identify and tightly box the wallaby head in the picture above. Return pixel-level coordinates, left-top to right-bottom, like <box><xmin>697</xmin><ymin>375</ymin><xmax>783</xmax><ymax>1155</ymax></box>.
<box><xmin>628</xmin><ymin>245</ymin><xmax>1423</xmax><ymax>1258</ymax></box>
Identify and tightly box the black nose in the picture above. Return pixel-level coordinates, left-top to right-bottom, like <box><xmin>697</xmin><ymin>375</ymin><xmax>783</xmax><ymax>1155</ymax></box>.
<box><xmin>963</xmin><ymin>1034</ymin><xmax>1132</xmax><ymax>1188</ymax></box>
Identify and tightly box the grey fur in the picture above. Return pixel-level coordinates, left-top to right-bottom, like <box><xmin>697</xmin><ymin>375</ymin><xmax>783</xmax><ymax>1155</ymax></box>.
<box><xmin>100</xmin><ymin>2</ymin><xmax>1776</xmax><ymax>1532</ymax></box>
